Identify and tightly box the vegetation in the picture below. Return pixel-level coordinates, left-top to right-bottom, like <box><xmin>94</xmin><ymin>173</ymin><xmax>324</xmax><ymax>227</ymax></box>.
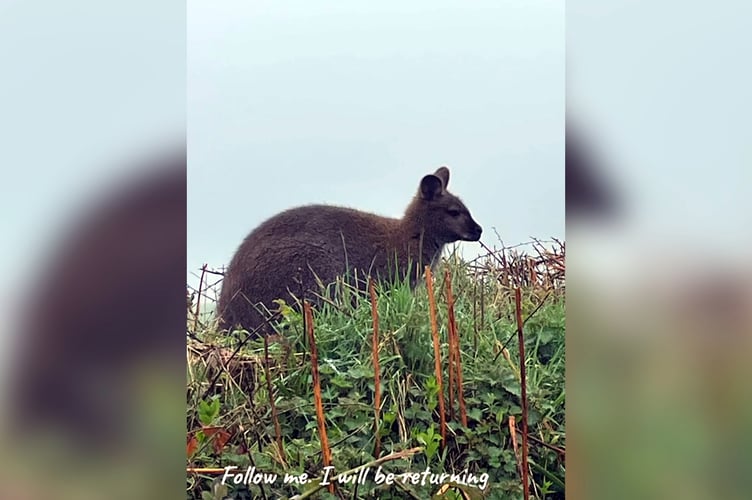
<box><xmin>187</xmin><ymin>241</ymin><xmax>565</xmax><ymax>500</ymax></box>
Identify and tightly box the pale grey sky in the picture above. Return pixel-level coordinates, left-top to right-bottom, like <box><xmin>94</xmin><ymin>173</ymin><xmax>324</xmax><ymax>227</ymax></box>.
<box><xmin>187</xmin><ymin>1</ymin><xmax>565</xmax><ymax>286</ymax></box>
<box><xmin>567</xmin><ymin>0</ymin><xmax>752</xmax><ymax>260</ymax></box>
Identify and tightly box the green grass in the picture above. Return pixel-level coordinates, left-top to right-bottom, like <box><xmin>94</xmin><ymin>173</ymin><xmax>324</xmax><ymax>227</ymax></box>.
<box><xmin>187</xmin><ymin>253</ymin><xmax>565</xmax><ymax>500</ymax></box>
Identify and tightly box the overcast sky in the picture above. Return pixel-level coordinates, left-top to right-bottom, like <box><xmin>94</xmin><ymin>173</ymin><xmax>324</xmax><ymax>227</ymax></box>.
<box><xmin>187</xmin><ymin>1</ymin><xmax>565</xmax><ymax>286</ymax></box>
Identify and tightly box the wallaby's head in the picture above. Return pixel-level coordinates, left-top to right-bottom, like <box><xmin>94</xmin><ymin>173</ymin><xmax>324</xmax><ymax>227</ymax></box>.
<box><xmin>405</xmin><ymin>166</ymin><xmax>483</xmax><ymax>243</ymax></box>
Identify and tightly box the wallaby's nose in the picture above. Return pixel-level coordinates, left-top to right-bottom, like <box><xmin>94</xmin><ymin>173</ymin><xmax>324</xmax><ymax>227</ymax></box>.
<box><xmin>466</xmin><ymin>221</ymin><xmax>483</xmax><ymax>241</ymax></box>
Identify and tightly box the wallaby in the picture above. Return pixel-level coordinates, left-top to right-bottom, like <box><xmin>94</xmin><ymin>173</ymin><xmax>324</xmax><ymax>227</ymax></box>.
<box><xmin>217</xmin><ymin>166</ymin><xmax>482</xmax><ymax>335</ymax></box>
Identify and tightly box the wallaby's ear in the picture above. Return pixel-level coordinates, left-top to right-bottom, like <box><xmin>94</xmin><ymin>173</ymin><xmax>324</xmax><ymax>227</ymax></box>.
<box><xmin>433</xmin><ymin>166</ymin><xmax>450</xmax><ymax>189</ymax></box>
<box><xmin>419</xmin><ymin>174</ymin><xmax>443</xmax><ymax>200</ymax></box>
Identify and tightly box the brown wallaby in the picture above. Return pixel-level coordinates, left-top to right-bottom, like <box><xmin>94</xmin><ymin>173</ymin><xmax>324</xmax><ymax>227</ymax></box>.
<box><xmin>217</xmin><ymin>166</ymin><xmax>482</xmax><ymax>335</ymax></box>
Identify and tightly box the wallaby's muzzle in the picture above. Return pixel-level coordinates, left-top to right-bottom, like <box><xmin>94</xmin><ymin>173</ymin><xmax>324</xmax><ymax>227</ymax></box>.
<box><xmin>464</xmin><ymin>222</ymin><xmax>483</xmax><ymax>241</ymax></box>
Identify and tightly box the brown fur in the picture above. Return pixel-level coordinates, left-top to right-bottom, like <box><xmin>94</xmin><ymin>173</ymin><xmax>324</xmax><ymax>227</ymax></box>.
<box><xmin>217</xmin><ymin>167</ymin><xmax>482</xmax><ymax>334</ymax></box>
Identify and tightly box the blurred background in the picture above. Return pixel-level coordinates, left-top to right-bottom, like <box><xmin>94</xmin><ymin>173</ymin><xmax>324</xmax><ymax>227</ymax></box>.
<box><xmin>0</xmin><ymin>1</ymin><xmax>185</xmax><ymax>498</ymax></box>
<box><xmin>567</xmin><ymin>1</ymin><xmax>752</xmax><ymax>499</ymax></box>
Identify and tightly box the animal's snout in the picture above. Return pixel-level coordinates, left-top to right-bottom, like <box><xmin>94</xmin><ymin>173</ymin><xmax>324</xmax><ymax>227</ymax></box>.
<box><xmin>465</xmin><ymin>221</ymin><xmax>483</xmax><ymax>241</ymax></box>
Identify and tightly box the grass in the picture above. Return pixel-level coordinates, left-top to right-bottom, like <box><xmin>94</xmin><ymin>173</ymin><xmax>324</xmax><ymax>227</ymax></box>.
<box><xmin>186</xmin><ymin>244</ymin><xmax>565</xmax><ymax>500</ymax></box>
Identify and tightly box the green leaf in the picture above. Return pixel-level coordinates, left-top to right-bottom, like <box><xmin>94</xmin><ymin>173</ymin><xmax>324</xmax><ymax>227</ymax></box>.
<box><xmin>197</xmin><ymin>397</ymin><xmax>220</xmax><ymax>426</ymax></box>
<box><xmin>467</xmin><ymin>407</ymin><xmax>483</xmax><ymax>422</ymax></box>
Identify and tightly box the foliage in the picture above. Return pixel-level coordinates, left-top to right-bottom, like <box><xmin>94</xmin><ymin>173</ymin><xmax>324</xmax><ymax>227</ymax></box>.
<box><xmin>187</xmin><ymin>248</ymin><xmax>565</xmax><ymax>500</ymax></box>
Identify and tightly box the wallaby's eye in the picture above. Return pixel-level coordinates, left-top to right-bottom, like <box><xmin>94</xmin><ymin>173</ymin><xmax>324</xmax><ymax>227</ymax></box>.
<box><xmin>447</xmin><ymin>208</ymin><xmax>461</xmax><ymax>217</ymax></box>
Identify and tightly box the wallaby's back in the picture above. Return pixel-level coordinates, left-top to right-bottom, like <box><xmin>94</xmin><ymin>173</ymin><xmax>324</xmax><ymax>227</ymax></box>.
<box><xmin>217</xmin><ymin>167</ymin><xmax>482</xmax><ymax>334</ymax></box>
